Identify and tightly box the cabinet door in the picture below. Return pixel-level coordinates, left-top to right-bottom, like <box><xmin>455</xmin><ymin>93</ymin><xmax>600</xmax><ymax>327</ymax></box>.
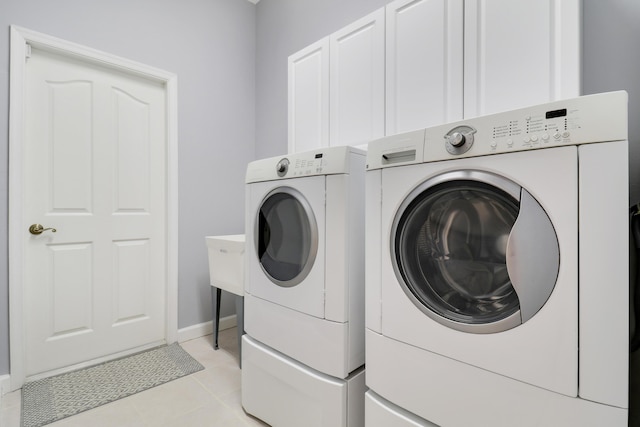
<box><xmin>386</xmin><ymin>0</ymin><xmax>463</xmax><ymax>135</ymax></box>
<box><xmin>288</xmin><ymin>38</ymin><xmax>330</xmax><ymax>153</ymax></box>
<box><xmin>330</xmin><ymin>8</ymin><xmax>385</xmax><ymax>148</ymax></box>
<box><xmin>464</xmin><ymin>0</ymin><xmax>581</xmax><ymax>118</ymax></box>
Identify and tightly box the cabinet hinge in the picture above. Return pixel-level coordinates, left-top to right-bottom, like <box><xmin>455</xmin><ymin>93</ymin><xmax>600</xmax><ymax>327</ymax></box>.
<box><xmin>25</xmin><ymin>44</ymin><xmax>32</xmax><ymax>61</ymax></box>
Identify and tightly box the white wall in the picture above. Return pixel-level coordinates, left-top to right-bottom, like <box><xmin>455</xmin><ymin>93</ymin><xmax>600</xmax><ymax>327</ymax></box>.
<box><xmin>0</xmin><ymin>0</ymin><xmax>256</xmax><ymax>375</ymax></box>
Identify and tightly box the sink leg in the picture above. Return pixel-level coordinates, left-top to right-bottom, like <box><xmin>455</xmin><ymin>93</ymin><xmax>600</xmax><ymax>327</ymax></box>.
<box><xmin>212</xmin><ymin>287</ymin><xmax>221</xmax><ymax>350</ymax></box>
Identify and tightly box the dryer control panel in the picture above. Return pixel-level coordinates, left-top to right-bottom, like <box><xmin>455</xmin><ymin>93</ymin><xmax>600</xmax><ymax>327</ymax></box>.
<box><xmin>367</xmin><ymin>91</ymin><xmax>628</xmax><ymax>169</ymax></box>
<box><xmin>246</xmin><ymin>145</ymin><xmax>366</xmax><ymax>183</ymax></box>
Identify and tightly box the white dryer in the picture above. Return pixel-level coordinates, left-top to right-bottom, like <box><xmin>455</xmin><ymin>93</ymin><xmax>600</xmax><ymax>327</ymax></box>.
<box><xmin>365</xmin><ymin>91</ymin><xmax>630</xmax><ymax>426</ymax></box>
<box><xmin>242</xmin><ymin>146</ymin><xmax>366</xmax><ymax>427</ymax></box>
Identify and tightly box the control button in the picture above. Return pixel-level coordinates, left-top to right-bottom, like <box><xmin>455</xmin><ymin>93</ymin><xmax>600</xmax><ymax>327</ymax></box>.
<box><xmin>507</xmin><ymin>139</ymin><xmax>514</xmax><ymax>147</ymax></box>
<box><xmin>530</xmin><ymin>135</ymin><xmax>539</xmax><ymax>142</ymax></box>
<box><xmin>542</xmin><ymin>134</ymin><xmax>550</xmax><ymax>142</ymax></box>
<box><xmin>553</xmin><ymin>132</ymin><xmax>562</xmax><ymax>140</ymax></box>
<box><xmin>562</xmin><ymin>131</ymin><xmax>571</xmax><ymax>138</ymax></box>
<box><xmin>490</xmin><ymin>141</ymin><xmax>497</xmax><ymax>148</ymax></box>
<box><xmin>523</xmin><ymin>137</ymin><xmax>531</xmax><ymax>143</ymax></box>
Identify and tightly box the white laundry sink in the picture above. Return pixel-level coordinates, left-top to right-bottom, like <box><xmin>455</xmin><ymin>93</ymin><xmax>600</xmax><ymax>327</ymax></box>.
<box><xmin>206</xmin><ymin>234</ymin><xmax>246</xmax><ymax>358</ymax></box>
<box><xmin>206</xmin><ymin>234</ymin><xmax>245</xmax><ymax>296</ymax></box>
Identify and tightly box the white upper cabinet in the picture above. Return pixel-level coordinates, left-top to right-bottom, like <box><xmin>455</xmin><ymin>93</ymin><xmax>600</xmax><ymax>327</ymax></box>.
<box><xmin>330</xmin><ymin>8</ymin><xmax>385</xmax><ymax>148</ymax></box>
<box><xmin>287</xmin><ymin>0</ymin><xmax>580</xmax><ymax>153</ymax></box>
<box><xmin>386</xmin><ymin>0</ymin><xmax>464</xmax><ymax>135</ymax></box>
<box><xmin>288</xmin><ymin>38</ymin><xmax>330</xmax><ymax>154</ymax></box>
<box><xmin>464</xmin><ymin>0</ymin><xmax>581</xmax><ymax>118</ymax></box>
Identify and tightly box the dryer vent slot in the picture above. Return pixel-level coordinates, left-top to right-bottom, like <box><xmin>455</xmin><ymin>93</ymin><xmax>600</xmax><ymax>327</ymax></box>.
<box><xmin>382</xmin><ymin>149</ymin><xmax>416</xmax><ymax>165</ymax></box>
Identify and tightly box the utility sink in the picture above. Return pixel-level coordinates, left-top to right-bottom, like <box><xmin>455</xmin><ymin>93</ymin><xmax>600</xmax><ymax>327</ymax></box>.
<box><xmin>206</xmin><ymin>234</ymin><xmax>246</xmax><ymax>360</ymax></box>
<box><xmin>206</xmin><ymin>234</ymin><xmax>245</xmax><ymax>296</ymax></box>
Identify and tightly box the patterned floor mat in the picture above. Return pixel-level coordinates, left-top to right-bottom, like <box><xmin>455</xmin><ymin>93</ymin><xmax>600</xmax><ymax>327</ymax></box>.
<box><xmin>21</xmin><ymin>343</ymin><xmax>204</xmax><ymax>427</ymax></box>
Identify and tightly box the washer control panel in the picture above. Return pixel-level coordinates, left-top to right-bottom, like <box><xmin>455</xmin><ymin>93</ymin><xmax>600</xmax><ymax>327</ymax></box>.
<box><xmin>482</xmin><ymin>108</ymin><xmax>573</xmax><ymax>153</ymax></box>
<box><xmin>440</xmin><ymin>107</ymin><xmax>579</xmax><ymax>157</ymax></box>
<box><xmin>422</xmin><ymin>91</ymin><xmax>628</xmax><ymax>162</ymax></box>
<box><xmin>367</xmin><ymin>91</ymin><xmax>628</xmax><ymax>170</ymax></box>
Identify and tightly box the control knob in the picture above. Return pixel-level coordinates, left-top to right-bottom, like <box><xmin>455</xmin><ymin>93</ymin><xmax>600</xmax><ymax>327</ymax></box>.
<box><xmin>276</xmin><ymin>158</ymin><xmax>289</xmax><ymax>177</ymax></box>
<box><xmin>446</xmin><ymin>132</ymin><xmax>466</xmax><ymax>147</ymax></box>
<box><xmin>444</xmin><ymin>125</ymin><xmax>476</xmax><ymax>155</ymax></box>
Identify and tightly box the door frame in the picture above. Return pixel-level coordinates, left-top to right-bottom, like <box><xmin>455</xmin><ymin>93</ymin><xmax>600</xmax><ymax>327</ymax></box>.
<box><xmin>8</xmin><ymin>25</ymin><xmax>179</xmax><ymax>390</ymax></box>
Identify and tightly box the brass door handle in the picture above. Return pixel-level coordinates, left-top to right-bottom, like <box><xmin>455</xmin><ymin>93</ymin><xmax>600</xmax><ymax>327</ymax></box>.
<box><xmin>29</xmin><ymin>224</ymin><xmax>57</xmax><ymax>235</ymax></box>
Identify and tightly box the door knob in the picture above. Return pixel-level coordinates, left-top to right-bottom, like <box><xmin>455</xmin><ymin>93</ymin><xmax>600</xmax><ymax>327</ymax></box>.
<box><xmin>29</xmin><ymin>224</ymin><xmax>57</xmax><ymax>235</ymax></box>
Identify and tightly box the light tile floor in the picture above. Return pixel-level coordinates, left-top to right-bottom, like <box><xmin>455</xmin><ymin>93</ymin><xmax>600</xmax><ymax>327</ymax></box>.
<box><xmin>0</xmin><ymin>328</ymin><xmax>270</xmax><ymax>427</ymax></box>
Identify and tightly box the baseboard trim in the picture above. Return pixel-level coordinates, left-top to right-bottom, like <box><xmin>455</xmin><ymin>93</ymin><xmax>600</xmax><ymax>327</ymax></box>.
<box><xmin>177</xmin><ymin>315</ymin><xmax>237</xmax><ymax>343</ymax></box>
<box><xmin>0</xmin><ymin>374</ymin><xmax>10</xmax><ymax>398</ymax></box>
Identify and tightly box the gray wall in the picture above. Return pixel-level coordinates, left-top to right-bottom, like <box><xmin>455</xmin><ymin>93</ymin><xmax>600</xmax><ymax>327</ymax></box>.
<box><xmin>256</xmin><ymin>0</ymin><xmax>640</xmax><ymax>203</ymax></box>
<box><xmin>582</xmin><ymin>0</ymin><xmax>640</xmax><ymax>203</ymax></box>
<box><xmin>0</xmin><ymin>0</ymin><xmax>256</xmax><ymax>375</ymax></box>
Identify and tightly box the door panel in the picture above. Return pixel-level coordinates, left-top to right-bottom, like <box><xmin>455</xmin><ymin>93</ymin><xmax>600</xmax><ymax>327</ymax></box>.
<box><xmin>114</xmin><ymin>88</ymin><xmax>151</xmax><ymax>212</ymax></box>
<box><xmin>386</xmin><ymin>0</ymin><xmax>464</xmax><ymax>134</ymax></box>
<box><xmin>24</xmin><ymin>47</ymin><xmax>167</xmax><ymax>376</ymax></box>
<box><xmin>330</xmin><ymin>8</ymin><xmax>385</xmax><ymax>147</ymax></box>
<box><xmin>49</xmin><ymin>81</ymin><xmax>93</xmax><ymax>211</ymax></box>
<box><xmin>47</xmin><ymin>243</ymin><xmax>94</xmax><ymax>339</ymax></box>
<box><xmin>112</xmin><ymin>239</ymin><xmax>151</xmax><ymax>325</ymax></box>
<box><xmin>464</xmin><ymin>0</ymin><xmax>580</xmax><ymax>117</ymax></box>
<box><xmin>288</xmin><ymin>38</ymin><xmax>330</xmax><ymax>153</ymax></box>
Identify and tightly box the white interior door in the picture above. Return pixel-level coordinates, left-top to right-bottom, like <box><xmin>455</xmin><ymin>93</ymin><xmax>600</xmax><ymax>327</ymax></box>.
<box><xmin>22</xmin><ymin>46</ymin><xmax>168</xmax><ymax>377</ymax></box>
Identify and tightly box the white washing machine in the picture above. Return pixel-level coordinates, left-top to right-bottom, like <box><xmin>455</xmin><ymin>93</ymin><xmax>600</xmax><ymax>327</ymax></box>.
<box><xmin>242</xmin><ymin>146</ymin><xmax>366</xmax><ymax>427</ymax></box>
<box><xmin>365</xmin><ymin>91</ymin><xmax>630</xmax><ymax>426</ymax></box>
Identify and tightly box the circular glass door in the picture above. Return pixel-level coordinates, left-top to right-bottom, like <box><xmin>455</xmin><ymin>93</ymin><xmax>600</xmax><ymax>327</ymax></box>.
<box><xmin>256</xmin><ymin>187</ymin><xmax>318</xmax><ymax>287</ymax></box>
<box><xmin>392</xmin><ymin>171</ymin><xmax>531</xmax><ymax>333</ymax></box>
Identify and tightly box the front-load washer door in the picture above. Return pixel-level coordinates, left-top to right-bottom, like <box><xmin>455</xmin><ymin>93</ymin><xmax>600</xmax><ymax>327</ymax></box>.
<box><xmin>379</xmin><ymin>147</ymin><xmax>578</xmax><ymax>397</ymax></box>
<box><xmin>391</xmin><ymin>170</ymin><xmax>560</xmax><ymax>334</ymax></box>
<box><xmin>247</xmin><ymin>176</ymin><xmax>326</xmax><ymax>318</ymax></box>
